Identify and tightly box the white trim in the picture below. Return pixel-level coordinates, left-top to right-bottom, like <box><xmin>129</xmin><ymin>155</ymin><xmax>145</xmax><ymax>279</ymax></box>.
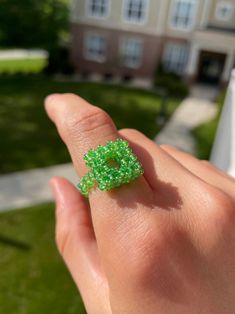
<box><xmin>200</xmin><ymin>0</ymin><xmax>212</xmax><ymax>27</ymax></box>
<box><xmin>122</xmin><ymin>0</ymin><xmax>150</xmax><ymax>25</ymax></box>
<box><xmin>156</xmin><ymin>0</ymin><xmax>168</xmax><ymax>34</ymax></box>
<box><xmin>185</xmin><ymin>44</ymin><xmax>199</xmax><ymax>75</ymax></box>
<box><xmin>86</xmin><ymin>0</ymin><xmax>111</xmax><ymax>20</ymax></box>
<box><xmin>84</xmin><ymin>32</ymin><xmax>107</xmax><ymax>63</ymax></box>
<box><xmin>210</xmin><ymin>70</ymin><xmax>235</xmax><ymax>176</ymax></box>
<box><xmin>119</xmin><ymin>37</ymin><xmax>144</xmax><ymax>68</ymax></box>
<box><xmin>222</xmin><ymin>51</ymin><xmax>235</xmax><ymax>81</ymax></box>
<box><xmin>73</xmin><ymin>18</ymin><xmax>192</xmax><ymax>39</ymax></box>
<box><xmin>215</xmin><ymin>1</ymin><xmax>234</xmax><ymax>21</ymax></box>
<box><xmin>168</xmin><ymin>0</ymin><xmax>199</xmax><ymax>32</ymax></box>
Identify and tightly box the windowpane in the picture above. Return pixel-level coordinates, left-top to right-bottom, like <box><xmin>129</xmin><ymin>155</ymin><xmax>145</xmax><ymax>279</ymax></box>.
<box><xmin>85</xmin><ymin>34</ymin><xmax>106</xmax><ymax>62</ymax></box>
<box><xmin>163</xmin><ymin>44</ymin><xmax>188</xmax><ymax>75</ymax></box>
<box><xmin>171</xmin><ymin>0</ymin><xmax>197</xmax><ymax>30</ymax></box>
<box><xmin>124</xmin><ymin>0</ymin><xmax>148</xmax><ymax>23</ymax></box>
<box><xmin>120</xmin><ymin>38</ymin><xmax>143</xmax><ymax>68</ymax></box>
<box><xmin>216</xmin><ymin>1</ymin><xmax>234</xmax><ymax>21</ymax></box>
<box><xmin>88</xmin><ymin>0</ymin><xmax>109</xmax><ymax>18</ymax></box>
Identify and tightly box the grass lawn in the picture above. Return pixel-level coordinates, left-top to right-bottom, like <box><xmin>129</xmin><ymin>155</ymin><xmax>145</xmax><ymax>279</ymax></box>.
<box><xmin>0</xmin><ymin>204</ymin><xmax>86</xmax><ymax>314</ymax></box>
<box><xmin>0</xmin><ymin>58</ymin><xmax>47</xmax><ymax>74</ymax></box>
<box><xmin>192</xmin><ymin>90</ymin><xmax>226</xmax><ymax>160</ymax></box>
<box><xmin>0</xmin><ymin>75</ymin><xmax>180</xmax><ymax>174</ymax></box>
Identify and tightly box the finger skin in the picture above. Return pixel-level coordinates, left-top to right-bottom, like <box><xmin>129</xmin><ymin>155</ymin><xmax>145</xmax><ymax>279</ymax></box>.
<box><xmin>50</xmin><ymin>177</ymin><xmax>110</xmax><ymax>314</ymax></box>
<box><xmin>50</xmin><ymin>177</ymin><xmax>96</xmax><ymax>274</ymax></box>
<box><xmin>45</xmin><ymin>93</ymin><xmax>152</xmax><ymax>225</ymax></box>
<box><xmin>118</xmin><ymin>129</ymin><xmax>219</xmax><ymax>215</ymax></box>
<box><xmin>118</xmin><ymin>128</ymin><xmax>194</xmax><ymax>190</ymax></box>
<box><xmin>45</xmin><ymin>94</ymin><xmax>154</xmax><ymax>289</ymax></box>
<box><xmin>160</xmin><ymin>144</ymin><xmax>235</xmax><ymax>199</ymax></box>
<box><xmin>44</xmin><ymin>95</ymin><xmax>211</xmax><ymax>276</ymax></box>
<box><xmin>45</xmin><ymin>96</ymin><xmax>235</xmax><ymax>314</ymax></box>
<box><xmin>45</xmin><ymin>93</ymin><xmax>118</xmax><ymax>177</ymax></box>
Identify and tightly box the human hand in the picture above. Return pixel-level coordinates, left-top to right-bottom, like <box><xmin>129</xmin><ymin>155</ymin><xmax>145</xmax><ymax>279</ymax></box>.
<box><xmin>45</xmin><ymin>94</ymin><xmax>235</xmax><ymax>314</ymax></box>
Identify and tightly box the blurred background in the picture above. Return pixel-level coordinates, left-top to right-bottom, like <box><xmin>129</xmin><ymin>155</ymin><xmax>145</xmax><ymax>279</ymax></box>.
<box><xmin>0</xmin><ymin>0</ymin><xmax>234</xmax><ymax>313</ymax></box>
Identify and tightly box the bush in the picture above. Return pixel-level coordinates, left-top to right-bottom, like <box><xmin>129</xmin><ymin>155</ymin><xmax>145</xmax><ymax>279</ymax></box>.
<box><xmin>192</xmin><ymin>90</ymin><xmax>226</xmax><ymax>160</ymax></box>
<box><xmin>103</xmin><ymin>72</ymin><xmax>114</xmax><ymax>81</ymax></box>
<box><xmin>154</xmin><ymin>64</ymin><xmax>189</xmax><ymax>98</ymax></box>
<box><xmin>44</xmin><ymin>46</ymin><xmax>74</xmax><ymax>75</ymax></box>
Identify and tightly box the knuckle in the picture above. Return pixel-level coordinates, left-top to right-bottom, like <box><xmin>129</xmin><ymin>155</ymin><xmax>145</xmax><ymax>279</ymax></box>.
<box><xmin>196</xmin><ymin>183</ymin><xmax>223</xmax><ymax>209</ymax></box>
<box><xmin>124</xmin><ymin>220</ymin><xmax>181</xmax><ymax>284</ymax></box>
<box><xmin>204</xmin><ymin>187</ymin><xmax>235</xmax><ymax>235</ymax></box>
<box><xmin>213</xmin><ymin>194</ymin><xmax>235</xmax><ymax>231</ymax></box>
<box><xmin>210</xmin><ymin>188</ymin><xmax>232</xmax><ymax>208</ymax></box>
<box><xmin>64</xmin><ymin>108</ymin><xmax>111</xmax><ymax>138</ymax></box>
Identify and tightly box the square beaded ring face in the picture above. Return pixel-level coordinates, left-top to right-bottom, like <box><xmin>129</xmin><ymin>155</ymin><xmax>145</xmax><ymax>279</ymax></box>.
<box><xmin>78</xmin><ymin>139</ymin><xmax>144</xmax><ymax>197</ymax></box>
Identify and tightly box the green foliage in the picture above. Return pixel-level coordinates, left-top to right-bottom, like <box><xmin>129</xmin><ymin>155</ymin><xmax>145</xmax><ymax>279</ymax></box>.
<box><xmin>0</xmin><ymin>76</ymin><xmax>180</xmax><ymax>174</ymax></box>
<box><xmin>0</xmin><ymin>204</ymin><xmax>87</xmax><ymax>314</ymax></box>
<box><xmin>192</xmin><ymin>90</ymin><xmax>226</xmax><ymax>160</ymax></box>
<box><xmin>0</xmin><ymin>0</ymin><xmax>69</xmax><ymax>49</ymax></box>
<box><xmin>154</xmin><ymin>64</ymin><xmax>189</xmax><ymax>98</ymax></box>
<box><xmin>44</xmin><ymin>46</ymin><xmax>74</xmax><ymax>75</ymax></box>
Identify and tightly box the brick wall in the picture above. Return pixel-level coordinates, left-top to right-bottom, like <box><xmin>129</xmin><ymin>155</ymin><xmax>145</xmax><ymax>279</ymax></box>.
<box><xmin>71</xmin><ymin>23</ymin><xmax>165</xmax><ymax>79</ymax></box>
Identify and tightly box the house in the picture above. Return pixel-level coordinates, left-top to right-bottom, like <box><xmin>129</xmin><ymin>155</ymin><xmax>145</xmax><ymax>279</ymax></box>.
<box><xmin>70</xmin><ymin>0</ymin><xmax>235</xmax><ymax>85</ymax></box>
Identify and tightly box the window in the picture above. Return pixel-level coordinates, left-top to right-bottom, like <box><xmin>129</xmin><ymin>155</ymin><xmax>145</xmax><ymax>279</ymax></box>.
<box><xmin>215</xmin><ymin>1</ymin><xmax>234</xmax><ymax>21</ymax></box>
<box><xmin>163</xmin><ymin>44</ymin><xmax>188</xmax><ymax>75</ymax></box>
<box><xmin>170</xmin><ymin>0</ymin><xmax>197</xmax><ymax>31</ymax></box>
<box><xmin>87</xmin><ymin>0</ymin><xmax>109</xmax><ymax>18</ymax></box>
<box><xmin>85</xmin><ymin>33</ymin><xmax>106</xmax><ymax>62</ymax></box>
<box><xmin>120</xmin><ymin>38</ymin><xmax>143</xmax><ymax>68</ymax></box>
<box><xmin>123</xmin><ymin>0</ymin><xmax>149</xmax><ymax>24</ymax></box>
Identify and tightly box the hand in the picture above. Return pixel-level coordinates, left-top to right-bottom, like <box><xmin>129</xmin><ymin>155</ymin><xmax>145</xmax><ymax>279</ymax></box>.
<box><xmin>45</xmin><ymin>93</ymin><xmax>235</xmax><ymax>314</ymax></box>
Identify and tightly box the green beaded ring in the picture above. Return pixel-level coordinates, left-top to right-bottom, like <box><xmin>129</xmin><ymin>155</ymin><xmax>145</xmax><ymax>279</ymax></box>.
<box><xmin>78</xmin><ymin>139</ymin><xmax>144</xmax><ymax>197</ymax></box>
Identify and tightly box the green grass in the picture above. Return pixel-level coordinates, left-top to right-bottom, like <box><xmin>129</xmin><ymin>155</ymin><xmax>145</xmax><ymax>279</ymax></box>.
<box><xmin>0</xmin><ymin>58</ymin><xmax>47</xmax><ymax>74</ymax></box>
<box><xmin>0</xmin><ymin>75</ymin><xmax>180</xmax><ymax>174</ymax></box>
<box><xmin>0</xmin><ymin>204</ymin><xmax>86</xmax><ymax>314</ymax></box>
<box><xmin>192</xmin><ymin>90</ymin><xmax>226</xmax><ymax>160</ymax></box>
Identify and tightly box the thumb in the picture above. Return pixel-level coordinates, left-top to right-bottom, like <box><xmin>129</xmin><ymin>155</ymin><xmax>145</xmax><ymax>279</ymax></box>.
<box><xmin>50</xmin><ymin>177</ymin><xmax>110</xmax><ymax>314</ymax></box>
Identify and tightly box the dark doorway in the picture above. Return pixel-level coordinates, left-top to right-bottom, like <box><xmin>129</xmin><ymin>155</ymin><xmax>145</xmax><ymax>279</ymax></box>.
<box><xmin>197</xmin><ymin>50</ymin><xmax>226</xmax><ymax>85</ymax></box>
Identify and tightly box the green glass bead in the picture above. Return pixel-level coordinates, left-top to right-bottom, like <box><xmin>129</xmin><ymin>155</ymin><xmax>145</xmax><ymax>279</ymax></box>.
<box><xmin>77</xmin><ymin>139</ymin><xmax>144</xmax><ymax>197</ymax></box>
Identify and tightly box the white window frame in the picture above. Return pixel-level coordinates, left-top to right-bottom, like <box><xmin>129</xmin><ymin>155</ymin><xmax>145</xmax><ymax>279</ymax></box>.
<box><xmin>122</xmin><ymin>0</ymin><xmax>150</xmax><ymax>25</ymax></box>
<box><xmin>84</xmin><ymin>32</ymin><xmax>106</xmax><ymax>63</ymax></box>
<box><xmin>86</xmin><ymin>0</ymin><xmax>110</xmax><ymax>19</ymax></box>
<box><xmin>162</xmin><ymin>43</ymin><xmax>188</xmax><ymax>75</ymax></box>
<box><xmin>169</xmin><ymin>0</ymin><xmax>198</xmax><ymax>32</ymax></box>
<box><xmin>120</xmin><ymin>37</ymin><xmax>144</xmax><ymax>69</ymax></box>
<box><xmin>215</xmin><ymin>1</ymin><xmax>234</xmax><ymax>21</ymax></box>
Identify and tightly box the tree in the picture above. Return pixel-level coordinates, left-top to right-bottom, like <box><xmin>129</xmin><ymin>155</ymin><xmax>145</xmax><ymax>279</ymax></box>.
<box><xmin>0</xmin><ymin>0</ymin><xmax>69</xmax><ymax>49</ymax></box>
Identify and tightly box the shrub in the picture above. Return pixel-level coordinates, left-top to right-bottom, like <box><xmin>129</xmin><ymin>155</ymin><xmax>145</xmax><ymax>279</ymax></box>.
<box><xmin>192</xmin><ymin>90</ymin><xmax>226</xmax><ymax>160</ymax></box>
<box><xmin>44</xmin><ymin>46</ymin><xmax>74</xmax><ymax>75</ymax></box>
<box><xmin>154</xmin><ymin>64</ymin><xmax>189</xmax><ymax>98</ymax></box>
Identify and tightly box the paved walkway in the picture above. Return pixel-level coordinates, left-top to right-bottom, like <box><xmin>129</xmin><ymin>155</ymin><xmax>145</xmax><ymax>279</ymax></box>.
<box><xmin>0</xmin><ymin>164</ymin><xmax>77</xmax><ymax>212</ymax></box>
<box><xmin>0</xmin><ymin>49</ymin><xmax>48</xmax><ymax>60</ymax></box>
<box><xmin>155</xmin><ymin>85</ymin><xmax>219</xmax><ymax>154</ymax></box>
<box><xmin>0</xmin><ymin>85</ymin><xmax>219</xmax><ymax>212</ymax></box>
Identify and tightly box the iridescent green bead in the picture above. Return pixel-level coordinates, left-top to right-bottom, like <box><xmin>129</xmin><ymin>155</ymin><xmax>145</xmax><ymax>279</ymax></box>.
<box><xmin>77</xmin><ymin>139</ymin><xmax>144</xmax><ymax>197</ymax></box>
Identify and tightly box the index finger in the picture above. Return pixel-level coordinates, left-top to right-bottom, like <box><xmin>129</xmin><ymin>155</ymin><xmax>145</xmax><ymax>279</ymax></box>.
<box><xmin>45</xmin><ymin>93</ymin><xmax>118</xmax><ymax>177</ymax></box>
<box><xmin>44</xmin><ymin>93</ymin><xmax>152</xmax><ymax>226</ymax></box>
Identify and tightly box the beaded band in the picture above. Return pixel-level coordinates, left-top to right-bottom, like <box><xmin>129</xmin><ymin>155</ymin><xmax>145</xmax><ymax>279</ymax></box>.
<box><xmin>78</xmin><ymin>139</ymin><xmax>144</xmax><ymax>197</ymax></box>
